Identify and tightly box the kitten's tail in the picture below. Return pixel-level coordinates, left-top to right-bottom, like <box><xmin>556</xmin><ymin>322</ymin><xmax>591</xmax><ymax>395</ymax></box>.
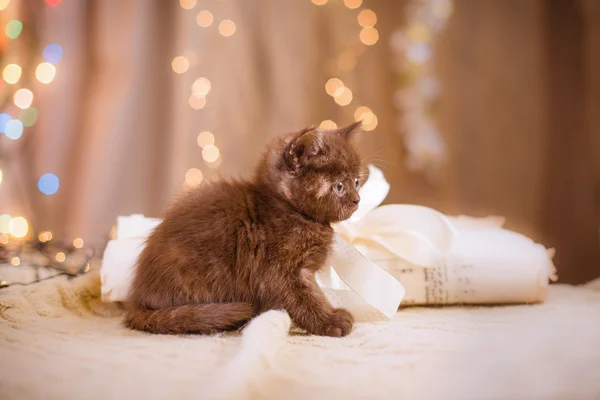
<box><xmin>124</xmin><ymin>303</ymin><xmax>255</xmax><ymax>335</ymax></box>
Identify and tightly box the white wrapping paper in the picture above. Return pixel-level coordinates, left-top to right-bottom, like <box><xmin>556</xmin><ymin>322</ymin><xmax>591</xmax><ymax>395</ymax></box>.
<box><xmin>101</xmin><ymin>165</ymin><xmax>556</xmax><ymax>323</ymax></box>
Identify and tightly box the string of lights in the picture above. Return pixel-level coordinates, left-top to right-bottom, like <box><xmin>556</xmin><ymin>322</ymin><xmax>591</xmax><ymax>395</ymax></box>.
<box><xmin>390</xmin><ymin>0</ymin><xmax>453</xmax><ymax>181</ymax></box>
<box><xmin>177</xmin><ymin>0</ymin><xmax>232</xmax><ymax>188</ymax></box>
<box><xmin>0</xmin><ymin>0</ymin><xmax>93</xmax><ymax>289</ymax></box>
<box><xmin>311</xmin><ymin>0</ymin><xmax>379</xmax><ymax>133</ymax></box>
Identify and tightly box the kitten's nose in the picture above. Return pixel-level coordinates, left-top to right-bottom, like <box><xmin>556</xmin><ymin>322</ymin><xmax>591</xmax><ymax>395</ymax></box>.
<box><xmin>352</xmin><ymin>195</ymin><xmax>360</xmax><ymax>205</ymax></box>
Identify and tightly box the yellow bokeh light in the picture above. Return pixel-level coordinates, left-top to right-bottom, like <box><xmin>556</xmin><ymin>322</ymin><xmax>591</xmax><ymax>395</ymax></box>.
<box><xmin>319</xmin><ymin>120</ymin><xmax>337</xmax><ymax>130</ymax></box>
<box><xmin>344</xmin><ymin>0</ymin><xmax>362</xmax><ymax>9</ymax></box>
<box><xmin>360</xmin><ymin>27</ymin><xmax>379</xmax><ymax>46</ymax></box>
<box><xmin>0</xmin><ymin>234</ymin><xmax>8</xmax><ymax>244</ymax></box>
<box><xmin>196</xmin><ymin>10</ymin><xmax>214</xmax><ymax>27</ymax></box>
<box><xmin>73</xmin><ymin>238</ymin><xmax>84</xmax><ymax>249</ymax></box>
<box><xmin>325</xmin><ymin>78</ymin><xmax>344</xmax><ymax>97</ymax></box>
<box><xmin>358</xmin><ymin>9</ymin><xmax>377</xmax><ymax>28</ymax></box>
<box><xmin>56</xmin><ymin>252</ymin><xmax>66</xmax><ymax>262</ymax></box>
<box><xmin>8</xmin><ymin>216</ymin><xmax>28</xmax><ymax>238</ymax></box>
<box><xmin>14</xmin><ymin>88</ymin><xmax>33</xmax><ymax>109</ymax></box>
<box><xmin>334</xmin><ymin>87</ymin><xmax>353</xmax><ymax>106</ymax></box>
<box><xmin>354</xmin><ymin>106</ymin><xmax>373</xmax><ymax>123</ymax></box>
<box><xmin>0</xmin><ymin>0</ymin><xmax>10</xmax><ymax>11</ymax></box>
<box><xmin>0</xmin><ymin>214</ymin><xmax>11</xmax><ymax>234</ymax></box>
<box><xmin>362</xmin><ymin>114</ymin><xmax>378</xmax><ymax>131</ymax></box>
<box><xmin>171</xmin><ymin>56</ymin><xmax>190</xmax><ymax>74</ymax></box>
<box><xmin>312</xmin><ymin>0</ymin><xmax>328</xmax><ymax>5</ymax></box>
<box><xmin>35</xmin><ymin>62</ymin><xmax>56</xmax><ymax>84</ymax></box>
<box><xmin>407</xmin><ymin>23</ymin><xmax>432</xmax><ymax>42</ymax></box>
<box><xmin>197</xmin><ymin>131</ymin><xmax>215</xmax><ymax>148</ymax></box>
<box><xmin>179</xmin><ymin>0</ymin><xmax>196</xmax><ymax>10</ymax></box>
<box><xmin>202</xmin><ymin>145</ymin><xmax>220</xmax><ymax>163</ymax></box>
<box><xmin>11</xmin><ymin>256</ymin><xmax>20</xmax><ymax>266</ymax></box>
<box><xmin>3</xmin><ymin>64</ymin><xmax>22</xmax><ymax>84</ymax></box>
<box><xmin>188</xmin><ymin>94</ymin><xmax>206</xmax><ymax>110</ymax></box>
<box><xmin>206</xmin><ymin>155</ymin><xmax>222</xmax><ymax>169</ymax></box>
<box><xmin>185</xmin><ymin>168</ymin><xmax>203</xmax><ymax>186</ymax></box>
<box><xmin>192</xmin><ymin>77</ymin><xmax>211</xmax><ymax>96</ymax></box>
<box><xmin>218</xmin><ymin>19</ymin><xmax>236</xmax><ymax>37</ymax></box>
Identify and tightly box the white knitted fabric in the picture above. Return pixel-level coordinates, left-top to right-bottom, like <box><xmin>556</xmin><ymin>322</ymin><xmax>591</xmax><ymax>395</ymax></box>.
<box><xmin>1</xmin><ymin>271</ymin><xmax>599</xmax><ymax>400</ymax></box>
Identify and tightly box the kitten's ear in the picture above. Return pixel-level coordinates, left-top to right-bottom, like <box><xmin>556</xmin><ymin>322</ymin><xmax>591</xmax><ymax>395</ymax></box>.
<box><xmin>331</xmin><ymin>121</ymin><xmax>362</xmax><ymax>140</ymax></box>
<box><xmin>285</xmin><ymin>127</ymin><xmax>324</xmax><ymax>171</ymax></box>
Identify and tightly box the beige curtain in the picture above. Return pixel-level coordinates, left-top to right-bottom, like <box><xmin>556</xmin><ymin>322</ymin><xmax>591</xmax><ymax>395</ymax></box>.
<box><xmin>6</xmin><ymin>0</ymin><xmax>600</xmax><ymax>283</ymax></box>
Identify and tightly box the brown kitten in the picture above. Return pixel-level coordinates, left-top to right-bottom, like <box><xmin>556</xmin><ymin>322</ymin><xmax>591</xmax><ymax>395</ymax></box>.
<box><xmin>124</xmin><ymin>122</ymin><xmax>363</xmax><ymax>337</ymax></box>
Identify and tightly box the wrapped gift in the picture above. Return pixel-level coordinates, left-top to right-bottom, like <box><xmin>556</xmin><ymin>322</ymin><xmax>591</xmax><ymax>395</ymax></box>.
<box><xmin>101</xmin><ymin>165</ymin><xmax>556</xmax><ymax>323</ymax></box>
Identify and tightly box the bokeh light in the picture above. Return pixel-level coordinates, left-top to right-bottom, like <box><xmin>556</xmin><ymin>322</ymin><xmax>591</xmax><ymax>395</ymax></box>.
<box><xmin>312</xmin><ymin>0</ymin><xmax>328</xmax><ymax>5</ymax></box>
<box><xmin>14</xmin><ymin>88</ymin><xmax>33</xmax><ymax>109</ymax></box>
<box><xmin>11</xmin><ymin>256</ymin><xmax>19</xmax><ymax>266</ymax></box>
<box><xmin>196</xmin><ymin>10</ymin><xmax>214</xmax><ymax>27</ymax></box>
<box><xmin>0</xmin><ymin>113</ymin><xmax>10</xmax><ymax>132</ymax></box>
<box><xmin>9</xmin><ymin>216</ymin><xmax>28</xmax><ymax>238</ymax></box>
<box><xmin>171</xmin><ymin>56</ymin><xmax>189</xmax><ymax>74</ymax></box>
<box><xmin>42</xmin><ymin>44</ymin><xmax>63</xmax><ymax>64</ymax></box>
<box><xmin>206</xmin><ymin>156</ymin><xmax>222</xmax><ymax>169</ymax></box>
<box><xmin>0</xmin><ymin>214</ymin><xmax>11</xmax><ymax>233</ymax></box>
<box><xmin>0</xmin><ymin>0</ymin><xmax>10</xmax><ymax>11</ymax></box>
<box><xmin>358</xmin><ymin>9</ymin><xmax>377</xmax><ymax>28</ymax></box>
<box><xmin>179</xmin><ymin>0</ymin><xmax>196</xmax><ymax>10</ymax></box>
<box><xmin>38</xmin><ymin>173</ymin><xmax>60</xmax><ymax>195</ymax></box>
<box><xmin>334</xmin><ymin>87</ymin><xmax>353</xmax><ymax>106</ymax></box>
<box><xmin>39</xmin><ymin>231</ymin><xmax>53</xmax><ymax>242</ymax></box>
<box><xmin>19</xmin><ymin>107</ymin><xmax>38</xmax><ymax>127</ymax></box>
<box><xmin>188</xmin><ymin>94</ymin><xmax>206</xmax><ymax>110</ymax></box>
<box><xmin>5</xmin><ymin>20</ymin><xmax>22</xmax><ymax>39</ymax></box>
<box><xmin>354</xmin><ymin>106</ymin><xmax>373</xmax><ymax>122</ymax></box>
<box><xmin>35</xmin><ymin>62</ymin><xmax>56</xmax><ymax>83</ymax></box>
<box><xmin>319</xmin><ymin>120</ymin><xmax>337</xmax><ymax>130</ymax></box>
<box><xmin>362</xmin><ymin>114</ymin><xmax>378</xmax><ymax>131</ymax></box>
<box><xmin>3</xmin><ymin>64</ymin><xmax>22</xmax><ymax>84</ymax></box>
<box><xmin>202</xmin><ymin>145</ymin><xmax>220</xmax><ymax>163</ymax></box>
<box><xmin>73</xmin><ymin>238</ymin><xmax>84</xmax><ymax>249</ymax></box>
<box><xmin>360</xmin><ymin>27</ymin><xmax>379</xmax><ymax>45</ymax></box>
<box><xmin>344</xmin><ymin>0</ymin><xmax>362</xmax><ymax>9</ymax></box>
<box><xmin>196</xmin><ymin>131</ymin><xmax>214</xmax><ymax>148</ymax></box>
<box><xmin>45</xmin><ymin>0</ymin><xmax>62</xmax><ymax>6</ymax></box>
<box><xmin>0</xmin><ymin>234</ymin><xmax>8</xmax><ymax>244</ymax></box>
<box><xmin>325</xmin><ymin>78</ymin><xmax>344</xmax><ymax>97</ymax></box>
<box><xmin>185</xmin><ymin>168</ymin><xmax>203</xmax><ymax>186</ymax></box>
<box><xmin>192</xmin><ymin>77</ymin><xmax>211</xmax><ymax>96</ymax></box>
<box><xmin>218</xmin><ymin>20</ymin><xmax>236</xmax><ymax>37</ymax></box>
<box><xmin>55</xmin><ymin>252</ymin><xmax>65</xmax><ymax>262</ymax></box>
<box><xmin>5</xmin><ymin>119</ymin><xmax>24</xmax><ymax>140</ymax></box>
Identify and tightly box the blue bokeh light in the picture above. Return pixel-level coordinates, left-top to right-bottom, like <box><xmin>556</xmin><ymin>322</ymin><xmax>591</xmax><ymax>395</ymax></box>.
<box><xmin>0</xmin><ymin>113</ymin><xmax>11</xmax><ymax>133</ymax></box>
<box><xmin>5</xmin><ymin>119</ymin><xmax>24</xmax><ymax>140</ymax></box>
<box><xmin>38</xmin><ymin>173</ymin><xmax>60</xmax><ymax>195</ymax></box>
<box><xmin>42</xmin><ymin>44</ymin><xmax>63</xmax><ymax>64</ymax></box>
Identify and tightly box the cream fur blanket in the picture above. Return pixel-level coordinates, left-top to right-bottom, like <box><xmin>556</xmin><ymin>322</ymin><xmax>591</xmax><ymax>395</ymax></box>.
<box><xmin>1</xmin><ymin>271</ymin><xmax>599</xmax><ymax>400</ymax></box>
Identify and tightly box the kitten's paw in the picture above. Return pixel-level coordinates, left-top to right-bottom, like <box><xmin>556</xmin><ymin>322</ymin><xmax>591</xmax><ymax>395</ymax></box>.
<box><xmin>323</xmin><ymin>308</ymin><xmax>354</xmax><ymax>337</ymax></box>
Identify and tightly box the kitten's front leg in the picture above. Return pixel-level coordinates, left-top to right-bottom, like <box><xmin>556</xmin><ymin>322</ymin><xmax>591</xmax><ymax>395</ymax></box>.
<box><xmin>262</xmin><ymin>269</ymin><xmax>354</xmax><ymax>337</ymax></box>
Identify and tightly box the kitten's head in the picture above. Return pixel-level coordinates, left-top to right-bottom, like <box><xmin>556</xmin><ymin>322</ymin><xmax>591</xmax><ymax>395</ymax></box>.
<box><xmin>256</xmin><ymin>122</ymin><xmax>364</xmax><ymax>224</ymax></box>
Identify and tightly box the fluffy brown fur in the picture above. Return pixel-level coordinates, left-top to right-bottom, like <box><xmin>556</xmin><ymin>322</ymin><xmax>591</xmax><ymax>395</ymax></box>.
<box><xmin>124</xmin><ymin>122</ymin><xmax>364</xmax><ymax>337</ymax></box>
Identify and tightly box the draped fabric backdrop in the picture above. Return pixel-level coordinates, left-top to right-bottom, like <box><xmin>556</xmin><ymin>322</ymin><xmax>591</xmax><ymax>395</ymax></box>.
<box><xmin>4</xmin><ymin>0</ymin><xmax>599</xmax><ymax>283</ymax></box>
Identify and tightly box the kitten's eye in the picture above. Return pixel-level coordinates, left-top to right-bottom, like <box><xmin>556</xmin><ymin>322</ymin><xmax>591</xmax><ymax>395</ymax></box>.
<box><xmin>333</xmin><ymin>182</ymin><xmax>344</xmax><ymax>194</ymax></box>
<box><xmin>354</xmin><ymin>178</ymin><xmax>359</xmax><ymax>188</ymax></box>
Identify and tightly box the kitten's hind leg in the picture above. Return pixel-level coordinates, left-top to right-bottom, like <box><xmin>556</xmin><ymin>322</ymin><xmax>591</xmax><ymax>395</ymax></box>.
<box><xmin>261</xmin><ymin>269</ymin><xmax>353</xmax><ymax>337</ymax></box>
